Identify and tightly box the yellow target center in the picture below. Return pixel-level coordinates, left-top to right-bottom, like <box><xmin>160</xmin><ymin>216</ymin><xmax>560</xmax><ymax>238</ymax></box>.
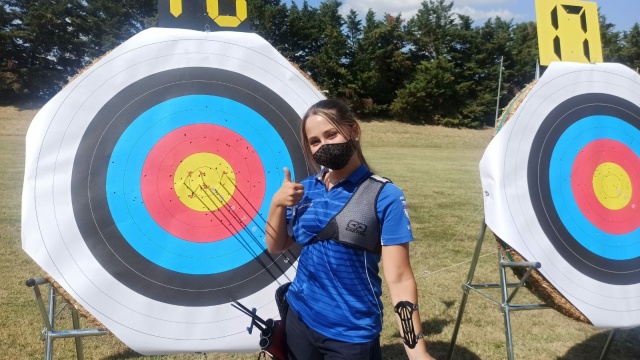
<box><xmin>592</xmin><ymin>162</ymin><xmax>632</xmax><ymax>210</ymax></box>
<box><xmin>174</xmin><ymin>153</ymin><xmax>236</xmax><ymax>212</ymax></box>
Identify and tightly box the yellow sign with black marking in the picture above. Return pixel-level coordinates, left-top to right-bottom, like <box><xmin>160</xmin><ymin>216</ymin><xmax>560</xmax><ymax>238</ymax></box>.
<box><xmin>535</xmin><ymin>0</ymin><xmax>603</xmax><ymax>65</ymax></box>
<box><xmin>159</xmin><ymin>0</ymin><xmax>249</xmax><ymax>31</ymax></box>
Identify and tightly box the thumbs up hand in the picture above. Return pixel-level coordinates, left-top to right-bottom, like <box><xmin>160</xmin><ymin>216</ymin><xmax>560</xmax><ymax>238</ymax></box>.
<box><xmin>282</xmin><ymin>167</ymin><xmax>293</xmax><ymax>184</ymax></box>
<box><xmin>273</xmin><ymin>167</ymin><xmax>304</xmax><ymax>207</ymax></box>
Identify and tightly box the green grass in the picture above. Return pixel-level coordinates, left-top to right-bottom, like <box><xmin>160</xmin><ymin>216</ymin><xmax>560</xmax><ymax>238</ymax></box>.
<box><xmin>1</xmin><ymin>107</ymin><xmax>638</xmax><ymax>359</ymax></box>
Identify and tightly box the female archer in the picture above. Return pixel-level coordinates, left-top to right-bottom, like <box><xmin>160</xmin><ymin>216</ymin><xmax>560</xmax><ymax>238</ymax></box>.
<box><xmin>266</xmin><ymin>99</ymin><xmax>436</xmax><ymax>360</ymax></box>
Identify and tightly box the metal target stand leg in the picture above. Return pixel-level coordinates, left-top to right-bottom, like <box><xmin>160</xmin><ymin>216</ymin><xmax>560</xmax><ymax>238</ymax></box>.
<box><xmin>26</xmin><ymin>277</ymin><xmax>108</xmax><ymax>360</ymax></box>
<box><xmin>447</xmin><ymin>218</ymin><xmax>549</xmax><ymax>360</ymax></box>
<box><xmin>599</xmin><ymin>329</ymin><xmax>616</xmax><ymax>360</ymax></box>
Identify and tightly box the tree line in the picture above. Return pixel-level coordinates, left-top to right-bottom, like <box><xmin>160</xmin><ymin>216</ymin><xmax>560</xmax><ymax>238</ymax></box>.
<box><xmin>2</xmin><ymin>0</ymin><xmax>639</xmax><ymax>127</ymax></box>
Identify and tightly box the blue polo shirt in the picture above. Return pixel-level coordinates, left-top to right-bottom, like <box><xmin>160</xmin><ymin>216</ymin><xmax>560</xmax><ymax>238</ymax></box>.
<box><xmin>285</xmin><ymin>164</ymin><xmax>413</xmax><ymax>343</ymax></box>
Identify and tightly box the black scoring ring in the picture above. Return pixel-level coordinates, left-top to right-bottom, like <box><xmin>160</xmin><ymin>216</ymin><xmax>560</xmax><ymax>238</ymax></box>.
<box><xmin>72</xmin><ymin>67</ymin><xmax>303</xmax><ymax>306</ymax></box>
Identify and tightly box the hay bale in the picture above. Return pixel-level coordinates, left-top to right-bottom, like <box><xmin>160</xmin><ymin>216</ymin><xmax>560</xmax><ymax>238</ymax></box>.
<box><xmin>494</xmin><ymin>80</ymin><xmax>537</xmax><ymax>135</ymax></box>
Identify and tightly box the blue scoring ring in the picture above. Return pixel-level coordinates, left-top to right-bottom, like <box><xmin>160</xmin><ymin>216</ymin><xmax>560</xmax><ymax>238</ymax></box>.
<box><xmin>106</xmin><ymin>95</ymin><xmax>293</xmax><ymax>274</ymax></box>
<box><xmin>549</xmin><ymin>115</ymin><xmax>640</xmax><ymax>260</ymax></box>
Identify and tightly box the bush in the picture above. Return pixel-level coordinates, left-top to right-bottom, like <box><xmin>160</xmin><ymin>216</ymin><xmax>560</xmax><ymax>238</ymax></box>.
<box><xmin>390</xmin><ymin>58</ymin><xmax>458</xmax><ymax>124</ymax></box>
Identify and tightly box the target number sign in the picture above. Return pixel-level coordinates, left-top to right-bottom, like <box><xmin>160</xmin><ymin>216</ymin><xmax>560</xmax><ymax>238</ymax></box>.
<box><xmin>22</xmin><ymin>28</ymin><xmax>323</xmax><ymax>354</ymax></box>
<box><xmin>535</xmin><ymin>0</ymin><xmax>603</xmax><ymax>65</ymax></box>
<box><xmin>480</xmin><ymin>62</ymin><xmax>640</xmax><ymax>328</ymax></box>
<box><xmin>159</xmin><ymin>0</ymin><xmax>249</xmax><ymax>31</ymax></box>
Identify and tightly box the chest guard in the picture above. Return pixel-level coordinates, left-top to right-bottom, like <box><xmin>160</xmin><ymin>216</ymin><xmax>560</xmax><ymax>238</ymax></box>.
<box><xmin>314</xmin><ymin>175</ymin><xmax>389</xmax><ymax>254</ymax></box>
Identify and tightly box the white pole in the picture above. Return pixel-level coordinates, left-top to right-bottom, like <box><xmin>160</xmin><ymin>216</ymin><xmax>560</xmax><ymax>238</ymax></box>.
<box><xmin>494</xmin><ymin>56</ymin><xmax>504</xmax><ymax>125</ymax></box>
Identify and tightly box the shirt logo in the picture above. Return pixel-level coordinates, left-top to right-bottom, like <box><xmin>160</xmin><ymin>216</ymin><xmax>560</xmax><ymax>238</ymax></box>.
<box><xmin>346</xmin><ymin>220</ymin><xmax>367</xmax><ymax>236</ymax></box>
<box><xmin>401</xmin><ymin>196</ymin><xmax>410</xmax><ymax>220</ymax></box>
<box><xmin>297</xmin><ymin>202</ymin><xmax>312</xmax><ymax>210</ymax></box>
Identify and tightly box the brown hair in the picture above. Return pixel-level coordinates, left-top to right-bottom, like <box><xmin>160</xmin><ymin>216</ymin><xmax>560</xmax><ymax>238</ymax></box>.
<box><xmin>300</xmin><ymin>99</ymin><xmax>370</xmax><ymax>173</ymax></box>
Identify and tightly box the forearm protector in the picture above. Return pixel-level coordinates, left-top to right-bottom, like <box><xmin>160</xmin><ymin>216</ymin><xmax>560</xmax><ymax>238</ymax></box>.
<box><xmin>394</xmin><ymin>300</ymin><xmax>424</xmax><ymax>349</ymax></box>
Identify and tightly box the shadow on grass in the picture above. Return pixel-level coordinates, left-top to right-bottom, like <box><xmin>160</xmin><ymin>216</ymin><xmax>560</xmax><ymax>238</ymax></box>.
<box><xmin>383</xmin><ymin>340</ymin><xmax>481</xmax><ymax>360</ymax></box>
<box><xmin>101</xmin><ymin>348</ymin><xmax>143</xmax><ymax>359</ymax></box>
<box><xmin>559</xmin><ymin>327</ymin><xmax>640</xmax><ymax>360</ymax></box>
<box><xmin>424</xmin><ymin>317</ymin><xmax>452</xmax><ymax>336</ymax></box>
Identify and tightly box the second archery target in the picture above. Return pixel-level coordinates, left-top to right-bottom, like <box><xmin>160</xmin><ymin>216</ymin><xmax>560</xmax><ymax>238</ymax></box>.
<box><xmin>480</xmin><ymin>62</ymin><xmax>640</xmax><ymax>328</ymax></box>
<box><xmin>22</xmin><ymin>28</ymin><xmax>323</xmax><ymax>354</ymax></box>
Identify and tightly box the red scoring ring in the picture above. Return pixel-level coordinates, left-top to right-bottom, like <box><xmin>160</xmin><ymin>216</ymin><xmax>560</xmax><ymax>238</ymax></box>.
<box><xmin>571</xmin><ymin>139</ymin><xmax>640</xmax><ymax>234</ymax></box>
<box><xmin>141</xmin><ymin>124</ymin><xmax>266</xmax><ymax>243</ymax></box>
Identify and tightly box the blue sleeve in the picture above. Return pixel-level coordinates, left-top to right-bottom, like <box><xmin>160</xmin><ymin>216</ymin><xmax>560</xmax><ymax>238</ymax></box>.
<box><xmin>377</xmin><ymin>183</ymin><xmax>414</xmax><ymax>246</ymax></box>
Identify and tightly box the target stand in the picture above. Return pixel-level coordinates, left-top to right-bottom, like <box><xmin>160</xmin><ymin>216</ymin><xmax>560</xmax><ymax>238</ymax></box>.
<box><xmin>26</xmin><ymin>277</ymin><xmax>107</xmax><ymax>360</ymax></box>
<box><xmin>446</xmin><ymin>219</ymin><xmax>617</xmax><ymax>360</ymax></box>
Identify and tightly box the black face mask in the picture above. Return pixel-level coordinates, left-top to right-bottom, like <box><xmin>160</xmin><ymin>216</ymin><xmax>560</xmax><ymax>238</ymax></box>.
<box><xmin>312</xmin><ymin>141</ymin><xmax>355</xmax><ymax>170</ymax></box>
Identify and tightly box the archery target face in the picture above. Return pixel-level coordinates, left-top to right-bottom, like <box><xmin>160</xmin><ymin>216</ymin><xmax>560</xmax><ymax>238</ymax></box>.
<box><xmin>22</xmin><ymin>28</ymin><xmax>323</xmax><ymax>354</ymax></box>
<box><xmin>480</xmin><ymin>62</ymin><xmax>640</xmax><ymax>328</ymax></box>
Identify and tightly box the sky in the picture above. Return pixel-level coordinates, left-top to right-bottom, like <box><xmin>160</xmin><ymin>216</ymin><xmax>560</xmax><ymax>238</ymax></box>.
<box><xmin>291</xmin><ymin>0</ymin><xmax>639</xmax><ymax>32</ymax></box>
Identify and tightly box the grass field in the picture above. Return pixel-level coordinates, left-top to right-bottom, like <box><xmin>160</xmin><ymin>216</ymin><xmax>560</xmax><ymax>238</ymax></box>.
<box><xmin>1</xmin><ymin>104</ymin><xmax>638</xmax><ymax>359</ymax></box>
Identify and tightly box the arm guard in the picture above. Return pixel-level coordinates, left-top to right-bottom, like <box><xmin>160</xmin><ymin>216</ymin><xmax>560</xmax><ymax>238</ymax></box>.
<box><xmin>394</xmin><ymin>300</ymin><xmax>424</xmax><ymax>349</ymax></box>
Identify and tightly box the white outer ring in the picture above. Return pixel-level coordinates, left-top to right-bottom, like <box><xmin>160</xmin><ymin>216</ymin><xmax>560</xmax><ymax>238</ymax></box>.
<box><xmin>22</xmin><ymin>28</ymin><xmax>323</xmax><ymax>354</ymax></box>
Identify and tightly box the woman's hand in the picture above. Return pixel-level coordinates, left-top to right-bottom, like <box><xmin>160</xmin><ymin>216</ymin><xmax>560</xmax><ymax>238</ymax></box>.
<box><xmin>265</xmin><ymin>168</ymin><xmax>302</xmax><ymax>254</ymax></box>
<box><xmin>272</xmin><ymin>167</ymin><xmax>304</xmax><ymax>207</ymax></box>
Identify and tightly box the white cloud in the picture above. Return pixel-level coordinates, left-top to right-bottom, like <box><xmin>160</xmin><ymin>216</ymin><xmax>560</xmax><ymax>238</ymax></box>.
<box><xmin>453</xmin><ymin>6</ymin><xmax>522</xmax><ymax>24</ymax></box>
<box><xmin>340</xmin><ymin>0</ymin><xmax>422</xmax><ymax>20</ymax></box>
<box><xmin>339</xmin><ymin>0</ymin><xmax>524</xmax><ymax>24</ymax></box>
<box><xmin>455</xmin><ymin>0</ymin><xmax>511</xmax><ymax>4</ymax></box>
